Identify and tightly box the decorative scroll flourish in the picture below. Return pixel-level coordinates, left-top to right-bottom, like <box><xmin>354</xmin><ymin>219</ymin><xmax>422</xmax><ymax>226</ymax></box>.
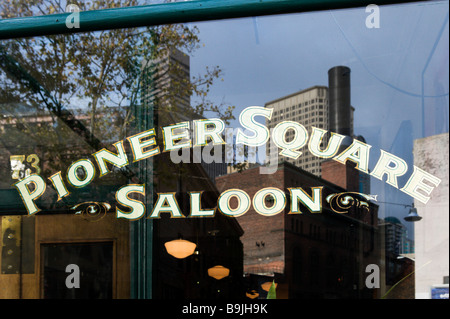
<box><xmin>71</xmin><ymin>202</ymin><xmax>111</xmax><ymax>222</ymax></box>
<box><xmin>326</xmin><ymin>192</ymin><xmax>377</xmax><ymax>214</ymax></box>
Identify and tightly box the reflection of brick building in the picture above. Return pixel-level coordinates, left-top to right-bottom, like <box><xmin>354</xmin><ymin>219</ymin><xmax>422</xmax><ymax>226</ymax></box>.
<box><xmin>216</xmin><ymin>161</ymin><xmax>380</xmax><ymax>299</ymax></box>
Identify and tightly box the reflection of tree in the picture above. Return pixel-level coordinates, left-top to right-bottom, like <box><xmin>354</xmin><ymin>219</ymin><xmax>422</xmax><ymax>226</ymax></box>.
<box><xmin>1</xmin><ymin>0</ymin><xmax>234</xmax><ymax>128</ymax></box>
<box><xmin>0</xmin><ymin>0</ymin><xmax>235</xmax><ymax>179</ymax></box>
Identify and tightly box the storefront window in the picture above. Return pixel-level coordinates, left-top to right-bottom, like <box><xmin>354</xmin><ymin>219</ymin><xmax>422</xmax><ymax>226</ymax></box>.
<box><xmin>0</xmin><ymin>0</ymin><xmax>448</xmax><ymax>301</ymax></box>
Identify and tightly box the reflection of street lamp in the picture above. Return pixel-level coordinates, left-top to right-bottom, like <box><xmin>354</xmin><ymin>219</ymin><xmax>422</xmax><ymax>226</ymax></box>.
<box><xmin>379</xmin><ymin>201</ymin><xmax>422</xmax><ymax>223</ymax></box>
<box><xmin>404</xmin><ymin>204</ymin><xmax>422</xmax><ymax>222</ymax></box>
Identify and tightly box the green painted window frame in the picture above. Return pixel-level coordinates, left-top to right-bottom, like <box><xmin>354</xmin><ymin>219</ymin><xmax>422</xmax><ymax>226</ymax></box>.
<box><xmin>0</xmin><ymin>0</ymin><xmax>422</xmax><ymax>40</ymax></box>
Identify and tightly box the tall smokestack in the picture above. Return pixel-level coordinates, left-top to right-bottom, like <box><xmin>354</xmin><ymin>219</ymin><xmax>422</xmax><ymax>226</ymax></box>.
<box><xmin>322</xmin><ymin>66</ymin><xmax>359</xmax><ymax>192</ymax></box>
<box><xmin>328</xmin><ymin>66</ymin><xmax>352</xmax><ymax>137</ymax></box>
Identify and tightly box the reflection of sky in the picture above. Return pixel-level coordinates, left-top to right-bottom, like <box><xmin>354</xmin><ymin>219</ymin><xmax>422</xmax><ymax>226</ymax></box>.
<box><xmin>190</xmin><ymin>1</ymin><xmax>449</xmax><ymax>236</ymax></box>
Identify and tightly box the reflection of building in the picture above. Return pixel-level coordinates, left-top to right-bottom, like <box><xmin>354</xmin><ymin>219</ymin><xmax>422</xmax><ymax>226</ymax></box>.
<box><xmin>378</xmin><ymin>216</ymin><xmax>415</xmax><ymax>298</ymax></box>
<box><xmin>216</xmin><ymin>161</ymin><xmax>380</xmax><ymax>299</ymax></box>
<box><xmin>413</xmin><ymin>133</ymin><xmax>449</xmax><ymax>299</ymax></box>
<box><xmin>403</xmin><ymin>237</ymin><xmax>414</xmax><ymax>254</ymax></box>
<box><xmin>382</xmin><ymin>217</ymin><xmax>408</xmax><ymax>255</ymax></box>
<box><xmin>264</xmin><ymin>66</ymin><xmax>356</xmax><ymax>178</ymax></box>
<box><xmin>141</xmin><ymin>48</ymin><xmax>227</xmax><ymax>183</ymax></box>
<box><xmin>141</xmin><ymin>48</ymin><xmax>191</xmax><ymax>112</ymax></box>
<box><xmin>265</xmin><ymin>86</ymin><xmax>330</xmax><ymax>176</ymax></box>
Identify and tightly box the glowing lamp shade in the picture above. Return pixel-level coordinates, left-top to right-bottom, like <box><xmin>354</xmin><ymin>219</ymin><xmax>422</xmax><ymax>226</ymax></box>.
<box><xmin>246</xmin><ymin>290</ymin><xmax>259</xmax><ymax>299</ymax></box>
<box><xmin>164</xmin><ymin>239</ymin><xmax>196</xmax><ymax>259</ymax></box>
<box><xmin>261</xmin><ymin>281</ymin><xmax>277</xmax><ymax>291</ymax></box>
<box><xmin>208</xmin><ymin>265</ymin><xmax>230</xmax><ymax>280</ymax></box>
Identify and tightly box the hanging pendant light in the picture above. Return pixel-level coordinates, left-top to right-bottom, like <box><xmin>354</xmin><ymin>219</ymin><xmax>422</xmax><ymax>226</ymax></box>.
<box><xmin>164</xmin><ymin>239</ymin><xmax>196</xmax><ymax>259</ymax></box>
<box><xmin>208</xmin><ymin>265</ymin><xmax>230</xmax><ymax>280</ymax></box>
<box><xmin>246</xmin><ymin>290</ymin><xmax>259</xmax><ymax>299</ymax></box>
<box><xmin>404</xmin><ymin>204</ymin><xmax>422</xmax><ymax>222</ymax></box>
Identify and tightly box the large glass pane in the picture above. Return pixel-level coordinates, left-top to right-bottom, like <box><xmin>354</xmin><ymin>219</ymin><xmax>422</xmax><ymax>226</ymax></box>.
<box><xmin>0</xmin><ymin>0</ymin><xmax>448</xmax><ymax>301</ymax></box>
